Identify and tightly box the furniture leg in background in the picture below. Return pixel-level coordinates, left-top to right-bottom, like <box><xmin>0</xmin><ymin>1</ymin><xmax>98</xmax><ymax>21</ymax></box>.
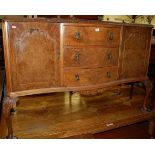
<box><xmin>69</xmin><ymin>91</ymin><xmax>73</xmax><ymax>103</ymax></box>
<box><xmin>142</xmin><ymin>79</ymin><xmax>153</xmax><ymax>112</ymax></box>
<box><xmin>148</xmin><ymin>119</ymin><xmax>155</xmax><ymax>138</ymax></box>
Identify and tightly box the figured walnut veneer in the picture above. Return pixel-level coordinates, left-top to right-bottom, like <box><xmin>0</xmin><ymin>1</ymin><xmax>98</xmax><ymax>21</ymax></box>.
<box><xmin>1</xmin><ymin>18</ymin><xmax>153</xmax><ymax>138</ymax></box>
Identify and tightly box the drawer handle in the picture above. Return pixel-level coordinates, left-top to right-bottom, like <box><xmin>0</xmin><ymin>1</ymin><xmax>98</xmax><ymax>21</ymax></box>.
<box><xmin>106</xmin><ymin>72</ymin><xmax>112</xmax><ymax>78</ymax></box>
<box><xmin>75</xmin><ymin>32</ymin><xmax>81</xmax><ymax>40</ymax></box>
<box><xmin>75</xmin><ymin>74</ymin><xmax>80</xmax><ymax>81</ymax></box>
<box><xmin>107</xmin><ymin>52</ymin><xmax>113</xmax><ymax>60</ymax></box>
<box><xmin>75</xmin><ymin>52</ymin><xmax>80</xmax><ymax>61</ymax></box>
<box><xmin>108</xmin><ymin>32</ymin><xmax>113</xmax><ymax>40</ymax></box>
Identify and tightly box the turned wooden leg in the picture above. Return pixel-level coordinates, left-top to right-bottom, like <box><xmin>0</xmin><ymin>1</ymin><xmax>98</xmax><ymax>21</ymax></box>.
<box><xmin>141</xmin><ymin>79</ymin><xmax>153</xmax><ymax>112</ymax></box>
<box><xmin>129</xmin><ymin>83</ymin><xmax>134</xmax><ymax>99</ymax></box>
<box><xmin>69</xmin><ymin>91</ymin><xmax>73</xmax><ymax>104</ymax></box>
<box><xmin>148</xmin><ymin>119</ymin><xmax>155</xmax><ymax>138</ymax></box>
<box><xmin>115</xmin><ymin>85</ymin><xmax>121</xmax><ymax>96</ymax></box>
<box><xmin>2</xmin><ymin>97</ymin><xmax>17</xmax><ymax>138</ymax></box>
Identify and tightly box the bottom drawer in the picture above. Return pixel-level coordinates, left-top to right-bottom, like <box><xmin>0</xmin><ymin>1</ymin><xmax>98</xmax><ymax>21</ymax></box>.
<box><xmin>63</xmin><ymin>67</ymin><xmax>118</xmax><ymax>87</ymax></box>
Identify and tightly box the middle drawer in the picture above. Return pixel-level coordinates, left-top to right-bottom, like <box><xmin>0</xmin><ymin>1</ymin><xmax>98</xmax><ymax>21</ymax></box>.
<box><xmin>63</xmin><ymin>47</ymin><xmax>119</xmax><ymax>68</ymax></box>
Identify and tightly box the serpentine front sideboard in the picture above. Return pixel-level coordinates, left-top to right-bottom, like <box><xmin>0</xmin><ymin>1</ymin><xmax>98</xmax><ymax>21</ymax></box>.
<box><xmin>2</xmin><ymin>18</ymin><xmax>153</xmax><ymax>138</ymax></box>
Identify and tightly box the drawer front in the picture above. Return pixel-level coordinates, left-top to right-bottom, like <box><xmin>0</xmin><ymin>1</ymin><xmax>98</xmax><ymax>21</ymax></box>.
<box><xmin>64</xmin><ymin>67</ymin><xmax>118</xmax><ymax>87</ymax></box>
<box><xmin>64</xmin><ymin>47</ymin><xmax>119</xmax><ymax>67</ymax></box>
<box><xmin>63</xmin><ymin>26</ymin><xmax>121</xmax><ymax>47</ymax></box>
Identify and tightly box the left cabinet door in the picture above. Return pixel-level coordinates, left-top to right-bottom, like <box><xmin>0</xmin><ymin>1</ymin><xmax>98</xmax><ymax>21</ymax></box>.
<box><xmin>3</xmin><ymin>21</ymin><xmax>60</xmax><ymax>92</ymax></box>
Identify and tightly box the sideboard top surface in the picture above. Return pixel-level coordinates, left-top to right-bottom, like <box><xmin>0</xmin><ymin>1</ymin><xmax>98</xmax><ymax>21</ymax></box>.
<box><xmin>2</xmin><ymin>18</ymin><xmax>153</xmax><ymax>28</ymax></box>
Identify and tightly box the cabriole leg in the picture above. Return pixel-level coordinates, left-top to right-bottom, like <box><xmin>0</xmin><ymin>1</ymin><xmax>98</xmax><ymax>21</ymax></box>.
<box><xmin>2</xmin><ymin>97</ymin><xmax>17</xmax><ymax>138</ymax></box>
<box><xmin>141</xmin><ymin>79</ymin><xmax>153</xmax><ymax>112</ymax></box>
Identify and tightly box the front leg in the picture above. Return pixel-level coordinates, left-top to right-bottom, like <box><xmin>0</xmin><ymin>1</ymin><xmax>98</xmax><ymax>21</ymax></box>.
<box><xmin>141</xmin><ymin>79</ymin><xmax>153</xmax><ymax>112</ymax></box>
<box><xmin>2</xmin><ymin>97</ymin><xmax>17</xmax><ymax>138</ymax></box>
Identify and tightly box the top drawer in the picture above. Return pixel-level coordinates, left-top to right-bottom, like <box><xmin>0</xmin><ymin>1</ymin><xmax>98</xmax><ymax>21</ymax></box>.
<box><xmin>63</xmin><ymin>25</ymin><xmax>121</xmax><ymax>47</ymax></box>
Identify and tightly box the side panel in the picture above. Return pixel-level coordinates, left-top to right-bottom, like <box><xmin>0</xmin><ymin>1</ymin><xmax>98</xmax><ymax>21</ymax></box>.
<box><xmin>120</xmin><ymin>26</ymin><xmax>152</xmax><ymax>79</ymax></box>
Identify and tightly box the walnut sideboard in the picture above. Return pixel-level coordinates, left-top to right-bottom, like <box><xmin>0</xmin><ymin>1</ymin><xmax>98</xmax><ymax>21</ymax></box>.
<box><xmin>2</xmin><ymin>18</ymin><xmax>153</xmax><ymax>138</ymax></box>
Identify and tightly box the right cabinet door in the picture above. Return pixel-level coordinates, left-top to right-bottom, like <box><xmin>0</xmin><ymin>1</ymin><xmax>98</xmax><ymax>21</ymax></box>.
<box><xmin>120</xmin><ymin>25</ymin><xmax>152</xmax><ymax>79</ymax></box>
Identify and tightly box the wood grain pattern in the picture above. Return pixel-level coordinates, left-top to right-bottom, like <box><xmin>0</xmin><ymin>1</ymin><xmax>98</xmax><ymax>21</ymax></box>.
<box><xmin>6</xmin><ymin>77</ymin><xmax>147</xmax><ymax>97</ymax></box>
<box><xmin>120</xmin><ymin>26</ymin><xmax>152</xmax><ymax>79</ymax></box>
<box><xmin>63</xmin><ymin>67</ymin><xmax>118</xmax><ymax>87</ymax></box>
<box><xmin>2</xmin><ymin>21</ymin><xmax>12</xmax><ymax>94</ymax></box>
<box><xmin>2</xmin><ymin>19</ymin><xmax>152</xmax><ymax>97</ymax></box>
<box><xmin>1</xmin><ymin>19</ymin><xmax>153</xmax><ymax>138</ymax></box>
<box><xmin>4</xmin><ymin>21</ymin><xmax>61</xmax><ymax>92</ymax></box>
<box><xmin>63</xmin><ymin>25</ymin><xmax>121</xmax><ymax>47</ymax></box>
<box><xmin>63</xmin><ymin>47</ymin><xmax>119</xmax><ymax>68</ymax></box>
<box><xmin>1</xmin><ymin>86</ymin><xmax>154</xmax><ymax>138</ymax></box>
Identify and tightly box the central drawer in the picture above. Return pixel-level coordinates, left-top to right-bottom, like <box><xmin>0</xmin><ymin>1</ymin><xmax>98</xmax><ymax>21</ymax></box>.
<box><xmin>63</xmin><ymin>25</ymin><xmax>121</xmax><ymax>47</ymax></box>
<box><xmin>63</xmin><ymin>67</ymin><xmax>118</xmax><ymax>87</ymax></box>
<box><xmin>63</xmin><ymin>47</ymin><xmax>119</xmax><ymax>67</ymax></box>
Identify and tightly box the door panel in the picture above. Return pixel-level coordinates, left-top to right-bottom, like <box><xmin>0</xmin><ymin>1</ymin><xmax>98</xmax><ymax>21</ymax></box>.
<box><xmin>8</xmin><ymin>22</ymin><xmax>60</xmax><ymax>91</ymax></box>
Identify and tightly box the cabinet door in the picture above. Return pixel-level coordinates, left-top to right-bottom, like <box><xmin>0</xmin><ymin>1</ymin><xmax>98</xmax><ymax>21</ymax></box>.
<box><xmin>8</xmin><ymin>22</ymin><xmax>60</xmax><ymax>91</ymax></box>
<box><xmin>120</xmin><ymin>26</ymin><xmax>152</xmax><ymax>79</ymax></box>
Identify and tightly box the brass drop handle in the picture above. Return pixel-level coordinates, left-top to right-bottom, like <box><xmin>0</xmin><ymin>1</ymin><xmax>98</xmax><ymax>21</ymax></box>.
<box><xmin>75</xmin><ymin>31</ymin><xmax>81</xmax><ymax>40</ymax></box>
<box><xmin>107</xmin><ymin>52</ymin><xmax>112</xmax><ymax>60</ymax></box>
<box><xmin>75</xmin><ymin>74</ymin><xmax>80</xmax><ymax>81</ymax></box>
<box><xmin>108</xmin><ymin>32</ymin><xmax>113</xmax><ymax>40</ymax></box>
<box><xmin>75</xmin><ymin>52</ymin><xmax>80</xmax><ymax>61</ymax></box>
<box><xmin>106</xmin><ymin>72</ymin><xmax>112</xmax><ymax>78</ymax></box>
